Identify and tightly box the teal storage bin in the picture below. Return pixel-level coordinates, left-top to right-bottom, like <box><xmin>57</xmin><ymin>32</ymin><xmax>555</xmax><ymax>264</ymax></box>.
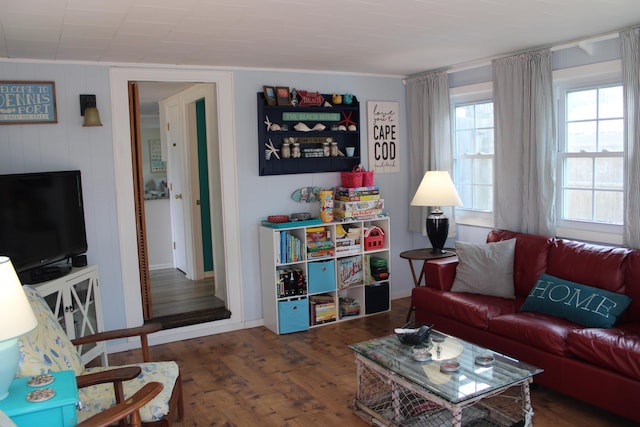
<box><xmin>278</xmin><ymin>297</ymin><xmax>310</xmax><ymax>333</ymax></box>
<box><xmin>307</xmin><ymin>259</ymin><xmax>336</xmax><ymax>294</ymax></box>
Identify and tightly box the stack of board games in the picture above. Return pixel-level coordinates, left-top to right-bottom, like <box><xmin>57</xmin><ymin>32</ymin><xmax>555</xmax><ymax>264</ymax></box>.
<box><xmin>334</xmin><ymin>186</ymin><xmax>384</xmax><ymax>220</ymax></box>
<box><xmin>339</xmin><ymin>297</ymin><xmax>361</xmax><ymax>317</ymax></box>
<box><xmin>334</xmin><ymin>223</ymin><xmax>361</xmax><ymax>256</ymax></box>
<box><xmin>306</xmin><ymin>226</ymin><xmax>334</xmax><ymax>258</ymax></box>
<box><xmin>309</xmin><ymin>294</ymin><xmax>336</xmax><ymax>325</ymax></box>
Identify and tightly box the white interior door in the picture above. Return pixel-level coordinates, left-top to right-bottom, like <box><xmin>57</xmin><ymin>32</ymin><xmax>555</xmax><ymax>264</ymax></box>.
<box><xmin>165</xmin><ymin>101</ymin><xmax>188</xmax><ymax>273</ymax></box>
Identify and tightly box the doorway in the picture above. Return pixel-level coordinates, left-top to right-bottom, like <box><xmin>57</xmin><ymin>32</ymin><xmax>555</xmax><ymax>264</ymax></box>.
<box><xmin>110</xmin><ymin>68</ymin><xmax>244</xmax><ymax>345</ymax></box>
<box><xmin>132</xmin><ymin>82</ymin><xmax>231</xmax><ymax>328</ymax></box>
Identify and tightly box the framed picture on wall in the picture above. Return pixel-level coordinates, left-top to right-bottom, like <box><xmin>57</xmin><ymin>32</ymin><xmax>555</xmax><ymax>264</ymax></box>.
<box><xmin>263</xmin><ymin>86</ymin><xmax>277</xmax><ymax>106</ymax></box>
<box><xmin>276</xmin><ymin>86</ymin><xmax>291</xmax><ymax>106</ymax></box>
<box><xmin>149</xmin><ymin>139</ymin><xmax>166</xmax><ymax>173</ymax></box>
<box><xmin>0</xmin><ymin>81</ymin><xmax>57</xmax><ymax>124</ymax></box>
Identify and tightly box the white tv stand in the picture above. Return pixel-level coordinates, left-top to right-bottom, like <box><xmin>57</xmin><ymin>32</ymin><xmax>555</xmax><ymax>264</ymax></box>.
<box><xmin>29</xmin><ymin>264</ymin><xmax>108</xmax><ymax>366</ymax></box>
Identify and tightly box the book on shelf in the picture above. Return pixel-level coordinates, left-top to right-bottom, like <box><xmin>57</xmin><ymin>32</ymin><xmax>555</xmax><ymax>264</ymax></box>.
<box><xmin>277</xmin><ymin>230</ymin><xmax>303</xmax><ymax>264</ymax></box>
<box><xmin>309</xmin><ymin>294</ymin><xmax>336</xmax><ymax>325</ymax></box>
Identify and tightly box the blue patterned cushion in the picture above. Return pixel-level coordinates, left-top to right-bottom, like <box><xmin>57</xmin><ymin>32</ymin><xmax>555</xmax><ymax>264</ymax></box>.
<box><xmin>77</xmin><ymin>362</ymin><xmax>179</xmax><ymax>422</ymax></box>
<box><xmin>521</xmin><ymin>274</ymin><xmax>632</xmax><ymax>328</ymax></box>
<box><xmin>18</xmin><ymin>286</ymin><xmax>179</xmax><ymax>423</ymax></box>
<box><xmin>17</xmin><ymin>286</ymin><xmax>84</xmax><ymax>377</ymax></box>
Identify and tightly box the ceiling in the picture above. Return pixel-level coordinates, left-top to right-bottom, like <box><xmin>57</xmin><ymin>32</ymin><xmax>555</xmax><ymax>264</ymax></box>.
<box><xmin>1</xmin><ymin>0</ymin><xmax>640</xmax><ymax>77</ymax></box>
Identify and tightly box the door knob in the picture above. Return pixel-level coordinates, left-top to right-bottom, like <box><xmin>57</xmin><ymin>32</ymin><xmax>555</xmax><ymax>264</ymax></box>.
<box><xmin>175</xmin><ymin>194</ymin><xmax>183</xmax><ymax>199</ymax></box>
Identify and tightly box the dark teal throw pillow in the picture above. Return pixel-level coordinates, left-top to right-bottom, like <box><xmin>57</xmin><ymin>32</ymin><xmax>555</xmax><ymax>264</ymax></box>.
<box><xmin>520</xmin><ymin>274</ymin><xmax>632</xmax><ymax>328</ymax></box>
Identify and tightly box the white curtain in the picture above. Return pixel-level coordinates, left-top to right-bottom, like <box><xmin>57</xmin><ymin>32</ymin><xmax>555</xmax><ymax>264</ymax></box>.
<box><xmin>492</xmin><ymin>49</ymin><xmax>556</xmax><ymax>235</ymax></box>
<box><xmin>620</xmin><ymin>29</ymin><xmax>640</xmax><ymax>249</ymax></box>
<box><xmin>406</xmin><ymin>71</ymin><xmax>454</xmax><ymax>234</ymax></box>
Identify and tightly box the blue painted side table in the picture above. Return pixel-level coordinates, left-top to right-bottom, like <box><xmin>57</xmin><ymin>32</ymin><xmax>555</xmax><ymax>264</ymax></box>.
<box><xmin>0</xmin><ymin>370</ymin><xmax>78</xmax><ymax>427</ymax></box>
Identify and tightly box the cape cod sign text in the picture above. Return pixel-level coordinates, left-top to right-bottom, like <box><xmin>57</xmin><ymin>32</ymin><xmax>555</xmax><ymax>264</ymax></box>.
<box><xmin>367</xmin><ymin>100</ymin><xmax>399</xmax><ymax>173</ymax></box>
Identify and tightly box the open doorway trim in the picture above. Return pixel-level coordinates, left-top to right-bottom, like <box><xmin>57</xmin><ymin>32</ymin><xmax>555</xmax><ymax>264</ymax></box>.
<box><xmin>109</xmin><ymin>67</ymin><xmax>244</xmax><ymax>346</ymax></box>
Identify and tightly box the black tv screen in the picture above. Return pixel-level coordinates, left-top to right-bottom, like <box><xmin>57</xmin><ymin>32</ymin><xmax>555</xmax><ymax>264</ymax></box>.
<box><xmin>0</xmin><ymin>170</ymin><xmax>88</xmax><ymax>282</ymax></box>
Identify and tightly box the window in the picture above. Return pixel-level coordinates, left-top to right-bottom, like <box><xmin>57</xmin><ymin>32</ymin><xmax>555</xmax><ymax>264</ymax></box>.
<box><xmin>452</xmin><ymin>100</ymin><xmax>494</xmax><ymax>213</ymax></box>
<box><xmin>557</xmin><ymin>84</ymin><xmax>624</xmax><ymax>226</ymax></box>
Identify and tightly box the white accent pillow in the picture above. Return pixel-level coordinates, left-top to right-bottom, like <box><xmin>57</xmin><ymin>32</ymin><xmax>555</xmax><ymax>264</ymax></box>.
<box><xmin>450</xmin><ymin>238</ymin><xmax>516</xmax><ymax>299</ymax></box>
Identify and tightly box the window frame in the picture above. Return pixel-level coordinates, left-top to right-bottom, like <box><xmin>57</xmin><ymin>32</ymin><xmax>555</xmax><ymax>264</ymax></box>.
<box><xmin>450</xmin><ymin>82</ymin><xmax>494</xmax><ymax>228</ymax></box>
<box><xmin>553</xmin><ymin>60</ymin><xmax>623</xmax><ymax>245</ymax></box>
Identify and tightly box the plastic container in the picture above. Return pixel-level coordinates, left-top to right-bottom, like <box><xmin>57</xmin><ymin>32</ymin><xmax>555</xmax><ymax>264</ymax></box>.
<box><xmin>319</xmin><ymin>190</ymin><xmax>334</xmax><ymax>223</ymax></box>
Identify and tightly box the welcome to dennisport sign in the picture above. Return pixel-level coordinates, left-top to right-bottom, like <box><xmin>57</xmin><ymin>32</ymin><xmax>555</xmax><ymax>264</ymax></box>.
<box><xmin>367</xmin><ymin>101</ymin><xmax>399</xmax><ymax>174</ymax></box>
<box><xmin>0</xmin><ymin>81</ymin><xmax>57</xmax><ymax>124</ymax></box>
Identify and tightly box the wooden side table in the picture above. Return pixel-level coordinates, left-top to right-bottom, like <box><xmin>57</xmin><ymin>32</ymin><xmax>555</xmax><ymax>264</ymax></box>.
<box><xmin>400</xmin><ymin>248</ymin><xmax>457</xmax><ymax>322</ymax></box>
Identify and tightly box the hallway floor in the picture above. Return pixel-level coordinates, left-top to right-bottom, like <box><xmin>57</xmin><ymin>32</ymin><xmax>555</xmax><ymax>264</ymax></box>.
<box><xmin>148</xmin><ymin>268</ymin><xmax>230</xmax><ymax>329</ymax></box>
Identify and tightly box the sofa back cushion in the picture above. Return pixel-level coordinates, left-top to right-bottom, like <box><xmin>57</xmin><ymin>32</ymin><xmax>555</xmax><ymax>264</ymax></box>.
<box><xmin>486</xmin><ymin>229</ymin><xmax>554</xmax><ymax>297</ymax></box>
<box><xmin>547</xmin><ymin>239</ymin><xmax>629</xmax><ymax>294</ymax></box>
<box><xmin>622</xmin><ymin>251</ymin><xmax>640</xmax><ymax>321</ymax></box>
<box><xmin>451</xmin><ymin>239</ymin><xmax>516</xmax><ymax>298</ymax></box>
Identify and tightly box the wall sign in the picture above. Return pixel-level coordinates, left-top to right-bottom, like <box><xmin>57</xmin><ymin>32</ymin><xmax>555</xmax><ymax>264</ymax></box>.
<box><xmin>282</xmin><ymin>112</ymin><xmax>340</xmax><ymax>121</ymax></box>
<box><xmin>149</xmin><ymin>139</ymin><xmax>166</xmax><ymax>173</ymax></box>
<box><xmin>367</xmin><ymin>101</ymin><xmax>399</xmax><ymax>173</ymax></box>
<box><xmin>0</xmin><ymin>81</ymin><xmax>57</xmax><ymax>124</ymax></box>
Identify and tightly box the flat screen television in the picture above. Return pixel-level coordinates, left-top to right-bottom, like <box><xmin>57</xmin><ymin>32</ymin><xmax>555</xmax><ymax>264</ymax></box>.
<box><xmin>0</xmin><ymin>170</ymin><xmax>88</xmax><ymax>283</ymax></box>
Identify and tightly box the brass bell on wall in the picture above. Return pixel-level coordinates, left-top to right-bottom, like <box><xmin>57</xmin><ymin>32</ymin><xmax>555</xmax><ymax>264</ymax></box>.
<box><xmin>80</xmin><ymin>94</ymin><xmax>103</xmax><ymax>127</ymax></box>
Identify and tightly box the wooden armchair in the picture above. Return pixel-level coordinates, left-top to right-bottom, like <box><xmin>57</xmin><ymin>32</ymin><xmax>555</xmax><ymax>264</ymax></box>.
<box><xmin>17</xmin><ymin>286</ymin><xmax>184</xmax><ymax>426</ymax></box>
<box><xmin>77</xmin><ymin>382</ymin><xmax>164</xmax><ymax>427</ymax></box>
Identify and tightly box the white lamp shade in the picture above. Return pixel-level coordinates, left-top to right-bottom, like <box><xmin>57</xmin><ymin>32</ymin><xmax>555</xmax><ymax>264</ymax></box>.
<box><xmin>0</xmin><ymin>256</ymin><xmax>37</xmax><ymax>342</ymax></box>
<box><xmin>410</xmin><ymin>171</ymin><xmax>463</xmax><ymax>208</ymax></box>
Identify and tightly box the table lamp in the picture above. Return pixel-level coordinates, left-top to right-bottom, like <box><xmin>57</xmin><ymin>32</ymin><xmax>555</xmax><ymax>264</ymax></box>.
<box><xmin>410</xmin><ymin>171</ymin><xmax>463</xmax><ymax>254</ymax></box>
<box><xmin>0</xmin><ymin>256</ymin><xmax>38</xmax><ymax>400</ymax></box>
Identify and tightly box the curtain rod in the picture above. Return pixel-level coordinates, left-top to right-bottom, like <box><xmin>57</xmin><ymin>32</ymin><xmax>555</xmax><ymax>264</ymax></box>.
<box><xmin>403</xmin><ymin>27</ymin><xmax>633</xmax><ymax>84</ymax></box>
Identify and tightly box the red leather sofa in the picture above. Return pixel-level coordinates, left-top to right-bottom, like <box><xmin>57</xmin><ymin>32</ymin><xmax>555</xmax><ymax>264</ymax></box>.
<box><xmin>411</xmin><ymin>229</ymin><xmax>640</xmax><ymax>423</ymax></box>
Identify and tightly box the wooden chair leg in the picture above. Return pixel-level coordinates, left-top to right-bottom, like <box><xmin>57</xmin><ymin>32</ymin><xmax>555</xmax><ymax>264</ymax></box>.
<box><xmin>114</xmin><ymin>382</ymin><xmax>127</xmax><ymax>427</ymax></box>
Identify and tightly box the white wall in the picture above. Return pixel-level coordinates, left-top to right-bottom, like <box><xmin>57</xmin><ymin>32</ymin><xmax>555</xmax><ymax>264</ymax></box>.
<box><xmin>0</xmin><ymin>60</ymin><xmax>415</xmax><ymax>335</ymax></box>
<box><xmin>0</xmin><ymin>61</ymin><xmax>127</xmax><ymax>328</ymax></box>
<box><xmin>145</xmin><ymin>198</ymin><xmax>173</xmax><ymax>269</ymax></box>
<box><xmin>232</xmin><ymin>70</ymin><xmax>412</xmax><ymax>320</ymax></box>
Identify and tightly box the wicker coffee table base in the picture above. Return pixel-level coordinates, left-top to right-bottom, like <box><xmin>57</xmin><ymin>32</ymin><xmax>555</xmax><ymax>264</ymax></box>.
<box><xmin>354</xmin><ymin>355</ymin><xmax>534</xmax><ymax>427</ymax></box>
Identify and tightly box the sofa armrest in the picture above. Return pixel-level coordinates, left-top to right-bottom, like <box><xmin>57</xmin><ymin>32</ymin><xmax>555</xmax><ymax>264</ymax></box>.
<box><xmin>423</xmin><ymin>256</ymin><xmax>458</xmax><ymax>291</ymax></box>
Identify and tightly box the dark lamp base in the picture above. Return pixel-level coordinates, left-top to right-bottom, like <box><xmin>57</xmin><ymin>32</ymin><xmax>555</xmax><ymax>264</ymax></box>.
<box><xmin>426</xmin><ymin>211</ymin><xmax>449</xmax><ymax>254</ymax></box>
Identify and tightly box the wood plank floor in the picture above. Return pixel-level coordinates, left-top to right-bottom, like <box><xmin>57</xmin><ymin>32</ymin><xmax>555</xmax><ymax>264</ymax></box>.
<box><xmin>108</xmin><ymin>297</ymin><xmax>632</xmax><ymax>426</ymax></box>
<box><xmin>149</xmin><ymin>268</ymin><xmax>225</xmax><ymax>318</ymax></box>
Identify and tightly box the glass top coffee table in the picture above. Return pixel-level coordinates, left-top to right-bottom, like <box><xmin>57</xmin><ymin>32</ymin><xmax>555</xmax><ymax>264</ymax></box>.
<box><xmin>349</xmin><ymin>331</ymin><xmax>543</xmax><ymax>427</ymax></box>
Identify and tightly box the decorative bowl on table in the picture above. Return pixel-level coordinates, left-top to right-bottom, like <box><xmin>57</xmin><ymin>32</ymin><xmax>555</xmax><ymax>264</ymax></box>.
<box><xmin>267</xmin><ymin>215</ymin><xmax>289</xmax><ymax>224</ymax></box>
<box><xmin>395</xmin><ymin>322</ymin><xmax>433</xmax><ymax>346</ymax></box>
<box><xmin>290</xmin><ymin>212</ymin><xmax>311</xmax><ymax>221</ymax></box>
